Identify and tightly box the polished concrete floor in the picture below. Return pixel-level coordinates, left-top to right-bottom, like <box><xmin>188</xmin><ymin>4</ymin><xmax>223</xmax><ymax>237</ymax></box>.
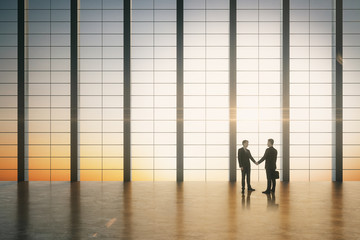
<box><xmin>0</xmin><ymin>181</ymin><xmax>359</xmax><ymax>240</ymax></box>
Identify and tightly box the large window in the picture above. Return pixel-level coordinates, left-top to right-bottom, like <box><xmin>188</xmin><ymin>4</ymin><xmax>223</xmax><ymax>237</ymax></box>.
<box><xmin>236</xmin><ymin>0</ymin><xmax>283</xmax><ymax>181</ymax></box>
<box><xmin>289</xmin><ymin>0</ymin><xmax>335</xmax><ymax>181</ymax></box>
<box><xmin>343</xmin><ymin>0</ymin><xmax>360</xmax><ymax>180</ymax></box>
<box><xmin>131</xmin><ymin>0</ymin><xmax>177</xmax><ymax>181</ymax></box>
<box><xmin>1</xmin><ymin>0</ymin><xmax>360</xmax><ymax>182</ymax></box>
<box><xmin>25</xmin><ymin>0</ymin><xmax>71</xmax><ymax>181</ymax></box>
<box><xmin>0</xmin><ymin>0</ymin><xmax>17</xmax><ymax>180</ymax></box>
<box><xmin>183</xmin><ymin>0</ymin><xmax>230</xmax><ymax>181</ymax></box>
<box><xmin>78</xmin><ymin>0</ymin><xmax>124</xmax><ymax>181</ymax></box>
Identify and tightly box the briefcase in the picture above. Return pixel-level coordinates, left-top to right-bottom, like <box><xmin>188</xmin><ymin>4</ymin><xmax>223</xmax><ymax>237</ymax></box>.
<box><xmin>274</xmin><ymin>171</ymin><xmax>279</xmax><ymax>179</ymax></box>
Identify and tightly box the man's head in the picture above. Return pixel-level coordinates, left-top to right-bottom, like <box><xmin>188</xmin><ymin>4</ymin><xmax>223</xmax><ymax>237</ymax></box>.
<box><xmin>267</xmin><ymin>138</ymin><xmax>274</xmax><ymax>147</ymax></box>
<box><xmin>242</xmin><ymin>140</ymin><xmax>249</xmax><ymax>148</ymax></box>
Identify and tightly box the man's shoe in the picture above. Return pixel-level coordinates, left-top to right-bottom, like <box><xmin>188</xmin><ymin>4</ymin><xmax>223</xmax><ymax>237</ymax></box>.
<box><xmin>241</xmin><ymin>189</ymin><xmax>245</xmax><ymax>194</ymax></box>
<box><xmin>262</xmin><ymin>190</ymin><xmax>270</xmax><ymax>194</ymax></box>
<box><xmin>248</xmin><ymin>188</ymin><xmax>256</xmax><ymax>191</ymax></box>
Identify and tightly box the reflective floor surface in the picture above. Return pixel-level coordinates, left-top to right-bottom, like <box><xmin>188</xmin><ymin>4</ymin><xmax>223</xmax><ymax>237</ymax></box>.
<box><xmin>0</xmin><ymin>181</ymin><xmax>359</xmax><ymax>239</ymax></box>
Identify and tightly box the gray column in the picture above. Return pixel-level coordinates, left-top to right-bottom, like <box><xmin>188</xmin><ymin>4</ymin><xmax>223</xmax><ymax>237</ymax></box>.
<box><xmin>17</xmin><ymin>0</ymin><xmax>25</xmax><ymax>182</ymax></box>
<box><xmin>282</xmin><ymin>0</ymin><xmax>290</xmax><ymax>182</ymax></box>
<box><xmin>124</xmin><ymin>0</ymin><xmax>131</xmax><ymax>182</ymax></box>
<box><xmin>71</xmin><ymin>0</ymin><xmax>78</xmax><ymax>182</ymax></box>
<box><xmin>335</xmin><ymin>0</ymin><xmax>343</xmax><ymax>182</ymax></box>
<box><xmin>229</xmin><ymin>0</ymin><xmax>237</xmax><ymax>182</ymax></box>
<box><xmin>177</xmin><ymin>0</ymin><xmax>184</xmax><ymax>182</ymax></box>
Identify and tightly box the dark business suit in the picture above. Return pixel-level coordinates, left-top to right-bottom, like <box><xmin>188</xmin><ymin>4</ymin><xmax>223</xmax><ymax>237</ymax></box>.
<box><xmin>238</xmin><ymin>147</ymin><xmax>257</xmax><ymax>190</ymax></box>
<box><xmin>258</xmin><ymin>146</ymin><xmax>278</xmax><ymax>192</ymax></box>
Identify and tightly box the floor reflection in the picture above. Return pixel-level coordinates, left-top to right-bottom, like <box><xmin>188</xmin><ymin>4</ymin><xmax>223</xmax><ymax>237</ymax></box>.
<box><xmin>227</xmin><ymin>182</ymin><xmax>237</xmax><ymax>239</ymax></box>
<box><xmin>266</xmin><ymin>192</ymin><xmax>279</xmax><ymax>210</ymax></box>
<box><xmin>0</xmin><ymin>181</ymin><xmax>357</xmax><ymax>239</ymax></box>
<box><xmin>123</xmin><ymin>182</ymin><xmax>132</xmax><ymax>239</ymax></box>
<box><xmin>176</xmin><ymin>183</ymin><xmax>184</xmax><ymax>239</ymax></box>
<box><xmin>241</xmin><ymin>189</ymin><xmax>252</xmax><ymax>209</ymax></box>
<box><xmin>279</xmin><ymin>182</ymin><xmax>290</xmax><ymax>239</ymax></box>
<box><xmin>331</xmin><ymin>182</ymin><xmax>343</xmax><ymax>239</ymax></box>
<box><xmin>17</xmin><ymin>182</ymin><xmax>29</xmax><ymax>240</ymax></box>
<box><xmin>70</xmin><ymin>182</ymin><xmax>80</xmax><ymax>240</ymax></box>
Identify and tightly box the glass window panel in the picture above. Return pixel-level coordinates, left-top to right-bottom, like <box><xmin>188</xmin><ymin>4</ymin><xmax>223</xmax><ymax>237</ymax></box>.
<box><xmin>344</xmin><ymin>121</ymin><xmax>360</xmax><ymax>133</ymax></box>
<box><xmin>310</xmin><ymin>0</ymin><xmax>333</xmax><ymax>9</ymax></box>
<box><xmin>310</xmin><ymin>10</ymin><xmax>333</xmax><ymax>21</ymax></box>
<box><xmin>103</xmin><ymin>121</ymin><xmax>123</xmax><ymax>133</ymax></box>
<box><xmin>344</xmin><ymin>146</ymin><xmax>360</xmax><ymax>157</ymax></box>
<box><xmin>79</xmin><ymin>0</ymin><xmax>101</xmax><ymax>9</ymax></box>
<box><xmin>132</xmin><ymin>170</ymin><xmax>153</xmax><ymax>181</ymax></box>
<box><xmin>290</xmin><ymin>47</ymin><xmax>310</xmax><ymax>58</ymax></box>
<box><xmin>184</xmin><ymin>22</ymin><xmax>206</xmax><ymax>33</ymax></box>
<box><xmin>309</xmin><ymin>170</ymin><xmax>332</xmax><ymax>181</ymax></box>
<box><xmin>26</xmin><ymin>109</ymin><xmax>50</xmax><ymax>120</ymax></box>
<box><xmin>291</xmin><ymin>96</ymin><xmax>310</xmax><ymax>107</ymax></box>
<box><xmin>51</xmin><ymin>109</ymin><xmax>70</xmax><ymax>120</ymax></box>
<box><xmin>79</xmin><ymin>121</ymin><xmax>102</xmax><ymax>132</ymax></box>
<box><xmin>343</xmin><ymin>170</ymin><xmax>360</xmax><ymax>181</ymax></box>
<box><xmin>290</xmin><ymin>35</ymin><xmax>309</xmax><ymax>47</ymax></box>
<box><xmin>290</xmin><ymin>158</ymin><xmax>309</xmax><ymax>169</ymax></box>
<box><xmin>310</xmin><ymin>133</ymin><xmax>333</xmax><ymax>144</ymax></box>
<box><xmin>28</xmin><ymin>96</ymin><xmax>51</xmax><ymax>107</ymax></box>
<box><xmin>290</xmin><ymin>10</ymin><xmax>309</xmax><ymax>21</ymax></box>
<box><xmin>79</xmin><ymin>133</ymin><xmax>102</xmax><ymax>145</ymax></box>
<box><xmin>310</xmin><ymin>158</ymin><xmax>332</xmax><ymax>169</ymax></box>
<box><xmin>309</xmin><ymin>96</ymin><xmax>332</xmax><ymax>107</ymax></box>
<box><xmin>344</xmin><ymin>22</ymin><xmax>360</xmax><ymax>34</ymax></box>
<box><xmin>0</xmin><ymin>0</ymin><xmax>17</xmax><ymax>9</ymax></box>
<box><xmin>103</xmin><ymin>96</ymin><xmax>123</xmax><ymax>107</ymax></box>
<box><xmin>131</xmin><ymin>130</ymin><xmax>154</xmax><ymax>144</ymax></box>
<box><xmin>154</xmin><ymin>10</ymin><xmax>176</xmax><ymax>21</ymax></box>
<box><xmin>310</xmin><ymin>145</ymin><xmax>333</xmax><ymax>157</ymax></box>
<box><xmin>0</xmin><ymin>35</ymin><xmax>17</xmax><ymax>47</ymax></box>
<box><xmin>290</xmin><ymin>121</ymin><xmax>310</xmax><ymax>132</ymax></box>
<box><xmin>344</xmin><ymin>96</ymin><xmax>360</xmax><ymax>107</ymax></box>
<box><xmin>259</xmin><ymin>22</ymin><xmax>281</xmax><ymax>34</ymax></box>
<box><xmin>50</xmin><ymin>34</ymin><xmax>70</xmax><ymax>46</ymax></box>
<box><xmin>343</xmin><ymin>158</ymin><xmax>360</xmax><ymax>170</ymax></box>
<box><xmin>344</xmin><ymin>35</ymin><xmax>360</xmax><ymax>47</ymax></box>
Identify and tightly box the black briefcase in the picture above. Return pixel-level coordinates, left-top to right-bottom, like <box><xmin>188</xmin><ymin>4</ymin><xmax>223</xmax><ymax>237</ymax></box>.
<box><xmin>274</xmin><ymin>171</ymin><xmax>279</xmax><ymax>179</ymax></box>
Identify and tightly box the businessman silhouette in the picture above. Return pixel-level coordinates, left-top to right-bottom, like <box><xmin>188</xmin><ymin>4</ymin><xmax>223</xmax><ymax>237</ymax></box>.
<box><xmin>257</xmin><ymin>139</ymin><xmax>278</xmax><ymax>194</ymax></box>
<box><xmin>238</xmin><ymin>140</ymin><xmax>257</xmax><ymax>194</ymax></box>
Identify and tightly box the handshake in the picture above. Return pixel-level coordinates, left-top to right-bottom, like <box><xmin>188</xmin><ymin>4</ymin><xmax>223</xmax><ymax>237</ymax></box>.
<box><xmin>241</xmin><ymin>161</ymin><xmax>260</xmax><ymax>171</ymax></box>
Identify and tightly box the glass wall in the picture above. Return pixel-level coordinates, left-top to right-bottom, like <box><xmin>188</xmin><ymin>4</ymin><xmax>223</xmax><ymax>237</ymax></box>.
<box><xmin>1</xmin><ymin>0</ymin><xmax>360</xmax><ymax>182</ymax></box>
<box><xmin>289</xmin><ymin>0</ymin><xmax>335</xmax><ymax>181</ymax></box>
<box><xmin>25</xmin><ymin>0</ymin><xmax>71</xmax><ymax>181</ymax></box>
<box><xmin>0</xmin><ymin>0</ymin><xmax>17</xmax><ymax>181</ymax></box>
<box><xmin>343</xmin><ymin>0</ymin><xmax>360</xmax><ymax>180</ymax></box>
<box><xmin>78</xmin><ymin>0</ymin><xmax>124</xmax><ymax>181</ymax></box>
<box><xmin>131</xmin><ymin>0</ymin><xmax>177</xmax><ymax>181</ymax></box>
<box><xmin>236</xmin><ymin>0</ymin><xmax>283</xmax><ymax>181</ymax></box>
<box><xmin>183</xmin><ymin>0</ymin><xmax>230</xmax><ymax>181</ymax></box>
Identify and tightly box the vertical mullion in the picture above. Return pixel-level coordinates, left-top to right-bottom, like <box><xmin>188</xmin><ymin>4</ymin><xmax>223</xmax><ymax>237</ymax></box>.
<box><xmin>17</xmin><ymin>0</ymin><xmax>25</xmax><ymax>182</ymax></box>
<box><xmin>177</xmin><ymin>0</ymin><xmax>184</xmax><ymax>182</ymax></box>
<box><xmin>124</xmin><ymin>0</ymin><xmax>131</xmax><ymax>182</ymax></box>
<box><xmin>229</xmin><ymin>0</ymin><xmax>237</xmax><ymax>182</ymax></box>
<box><xmin>282</xmin><ymin>0</ymin><xmax>290</xmax><ymax>182</ymax></box>
<box><xmin>71</xmin><ymin>0</ymin><xmax>78</xmax><ymax>182</ymax></box>
<box><xmin>335</xmin><ymin>0</ymin><xmax>343</xmax><ymax>182</ymax></box>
